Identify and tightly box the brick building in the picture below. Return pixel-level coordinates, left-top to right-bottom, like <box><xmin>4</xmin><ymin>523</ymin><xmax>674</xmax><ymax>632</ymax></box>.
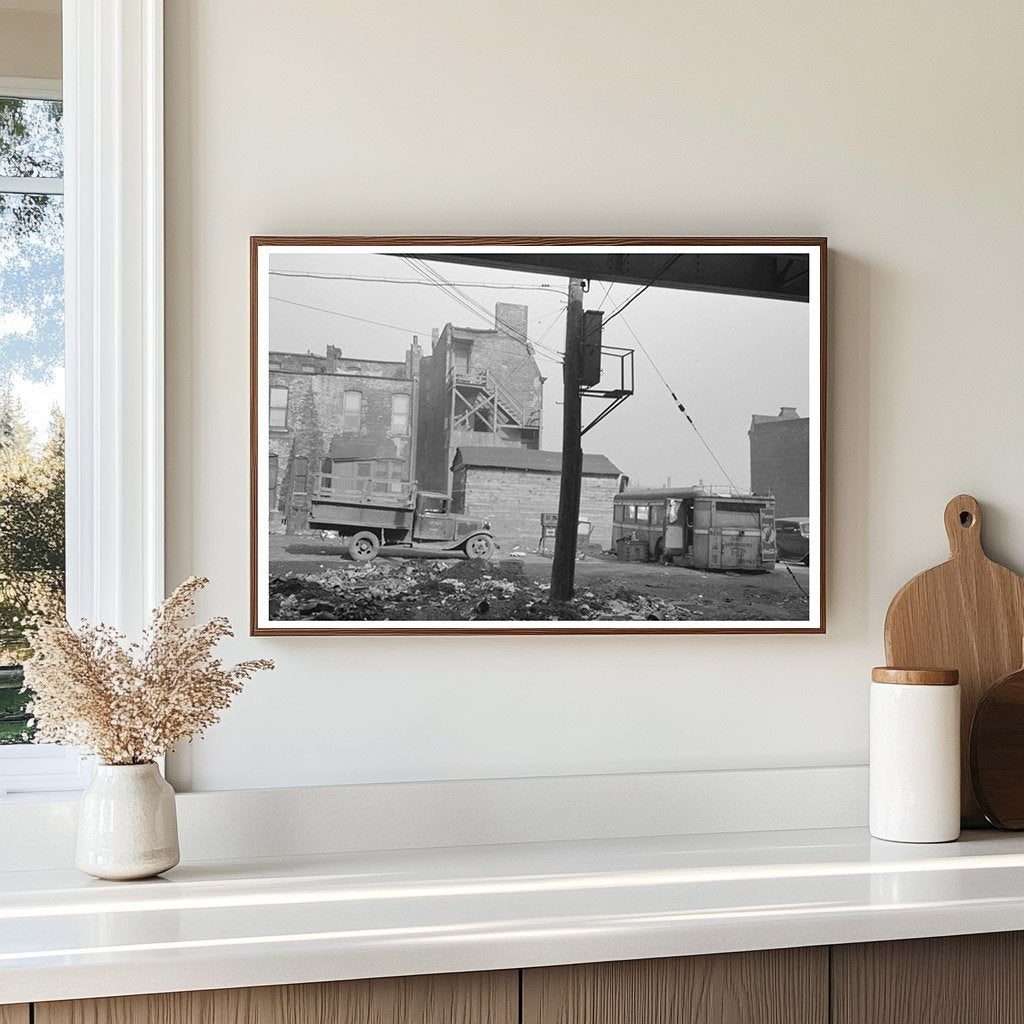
<box><xmin>748</xmin><ymin>406</ymin><xmax>810</xmax><ymax>517</ymax></box>
<box><xmin>416</xmin><ymin>302</ymin><xmax>544</xmax><ymax>495</ymax></box>
<box><xmin>268</xmin><ymin>342</ymin><xmax>421</xmax><ymax>533</ymax></box>
<box><xmin>451</xmin><ymin>447</ymin><xmax>624</xmax><ymax>554</ymax></box>
<box><xmin>268</xmin><ymin>302</ymin><xmax>548</xmax><ymax>535</ymax></box>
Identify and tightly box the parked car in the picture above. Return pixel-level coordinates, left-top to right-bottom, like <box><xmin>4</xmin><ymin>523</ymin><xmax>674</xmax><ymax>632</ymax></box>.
<box><xmin>776</xmin><ymin>517</ymin><xmax>810</xmax><ymax>566</ymax></box>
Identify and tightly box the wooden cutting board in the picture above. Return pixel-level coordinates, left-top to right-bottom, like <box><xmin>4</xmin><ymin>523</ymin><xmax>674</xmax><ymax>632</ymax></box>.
<box><xmin>884</xmin><ymin>494</ymin><xmax>1024</xmax><ymax>827</ymax></box>
<box><xmin>970</xmin><ymin>654</ymin><xmax>1024</xmax><ymax>829</ymax></box>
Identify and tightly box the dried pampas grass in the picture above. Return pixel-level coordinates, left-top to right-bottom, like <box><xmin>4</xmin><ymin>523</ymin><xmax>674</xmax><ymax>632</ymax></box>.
<box><xmin>23</xmin><ymin>577</ymin><xmax>273</xmax><ymax>765</ymax></box>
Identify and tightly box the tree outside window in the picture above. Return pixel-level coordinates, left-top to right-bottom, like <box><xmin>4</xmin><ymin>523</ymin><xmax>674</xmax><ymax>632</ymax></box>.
<box><xmin>0</xmin><ymin>94</ymin><xmax>65</xmax><ymax>744</ymax></box>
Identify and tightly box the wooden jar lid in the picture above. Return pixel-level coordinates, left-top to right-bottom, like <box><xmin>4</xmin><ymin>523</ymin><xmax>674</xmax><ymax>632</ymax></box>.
<box><xmin>871</xmin><ymin>667</ymin><xmax>960</xmax><ymax>686</ymax></box>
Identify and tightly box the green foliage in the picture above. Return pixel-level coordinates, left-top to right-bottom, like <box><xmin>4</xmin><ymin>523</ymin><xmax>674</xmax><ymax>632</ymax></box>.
<box><xmin>0</xmin><ymin>392</ymin><xmax>65</xmax><ymax>664</ymax></box>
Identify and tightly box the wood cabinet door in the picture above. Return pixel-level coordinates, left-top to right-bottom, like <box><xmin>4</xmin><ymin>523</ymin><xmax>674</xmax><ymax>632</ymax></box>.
<box><xmin>832</xmin><ymin>932</ymin><xmax>1024</xmax><ymax>1024</ymax></box>
<box><xmin>35</xmin><ymin>971</ymin><xmax>517</xmax><ymax>1024</ymax></box>
<box><xmin>0</xmin><ymin>1007</ymin><xmax>29</xmax><ymax>1024</ymax></box>
<box><xmin>523</xmin><ymin>948</ymin><xmax>828</xmax><ymax>1024</ymax></box>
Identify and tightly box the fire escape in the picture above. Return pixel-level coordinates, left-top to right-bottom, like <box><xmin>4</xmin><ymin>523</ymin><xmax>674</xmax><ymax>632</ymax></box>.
<box><xmin>444</xmin><ymin>367</ymin><xmax>540</xmax><ymax>450</ymax></box>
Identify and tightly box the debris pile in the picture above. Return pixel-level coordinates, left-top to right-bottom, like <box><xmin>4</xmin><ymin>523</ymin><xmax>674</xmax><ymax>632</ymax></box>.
<box><xmin>270</xmin><ymin>557</ymin><xmax>706</xmax><ymax>622</ymax></box>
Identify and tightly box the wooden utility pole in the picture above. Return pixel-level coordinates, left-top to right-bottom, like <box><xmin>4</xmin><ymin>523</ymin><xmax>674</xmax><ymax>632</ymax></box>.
<box><xmin>550</xmin><ymin>278</ymin><xmax>585</xmax><ymax>602</ymax></box>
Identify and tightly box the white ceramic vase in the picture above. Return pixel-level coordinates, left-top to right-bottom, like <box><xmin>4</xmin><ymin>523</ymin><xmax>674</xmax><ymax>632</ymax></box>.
<box><xmin>76</xmin><ymin>762</ymin><xmax>180</xmax><ymax>880</ymax></box>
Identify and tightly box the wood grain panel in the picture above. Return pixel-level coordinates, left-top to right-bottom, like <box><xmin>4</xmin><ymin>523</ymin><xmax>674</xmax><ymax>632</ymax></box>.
<box><xmin>884</xmin><ymin>493</ymin><xmax>1024</xmax><ymax>826</ymax></box>
<box><xmin>36</xmin><ymin>971</ymin><xmax>517</xmax><ymax>1024</ymax></box>
<box><xmin>522</xmin><ymin>948</ymin><xmax>828</xmax><ymax>1024</ymax></box>
<box><xmin>832</xmin><ymin>933</ymin><xmax>1024</xmax><ymax>1024</ymax></box>
<box><xmin>0</xmin><ymin>1006</ymin><xmax>30</xmax><ymax>1024</ymax></box>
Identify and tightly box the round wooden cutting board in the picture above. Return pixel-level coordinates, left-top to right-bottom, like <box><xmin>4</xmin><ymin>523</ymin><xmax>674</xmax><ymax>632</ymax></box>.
<box><xmin>884</xmin><ymin>494</ymin><xmax>1024</xmax><ymax>827</ymax></box>
<box><xmin>971</xmin><ymin>659</ymin><xmax>1024</xmax><ymax>829</ymax></box>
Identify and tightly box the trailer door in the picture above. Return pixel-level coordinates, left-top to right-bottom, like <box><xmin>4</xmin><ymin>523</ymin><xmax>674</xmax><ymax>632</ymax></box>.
<box><xmin>707</xmin><ymin>528</ymin><xmax>722</xmax><ymax>569</ymax></box>
<box><xmin>760</xmin><ymin>509</ymin><xmax>777</xmax><ymax>566</ymax></box>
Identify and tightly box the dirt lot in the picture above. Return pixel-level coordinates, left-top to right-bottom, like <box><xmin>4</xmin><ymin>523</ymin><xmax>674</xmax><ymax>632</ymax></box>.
<box><xmin>268</xmin><ymin>535</ymin><xmax>810</xmax><ymax>623</ymax></box>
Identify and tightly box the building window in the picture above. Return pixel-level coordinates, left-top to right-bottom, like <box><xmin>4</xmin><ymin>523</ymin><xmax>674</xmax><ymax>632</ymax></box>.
<box><xmin>269</xmin><ymin>386</ymin><xmax>288</xmax><ymax>429</ymax></box>
<box><xmin>342</xmin><ymin>390</ymin><xmax>362</xmax><ymax>432</ymax></box>
<box><xmin>392</xmin><ymin>393</ymin><xmax>410</xmax><ymax>434</ymax></box>
<box><xmin>268</xmin><ymin>453</ymin><xmax>278</xmax><ymax>507</ymax></box>
<box><xmin>291</xmin><ymin>456</ymin><xmax>308</xmax><ymax>497</ymax></box>
<box><xmin>330</xmin><ymin>459</ymin><xmax>406</xmax><ymax>495</ymax></box>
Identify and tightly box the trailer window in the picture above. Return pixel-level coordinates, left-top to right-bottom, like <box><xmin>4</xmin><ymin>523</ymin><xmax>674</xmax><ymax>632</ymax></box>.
<box><xmin>651</xmin><ymin>503</ymin><xmax>665</xmax><ymax>526</ymax></box>
<box><xmin>637</xmin><ymin>505</ymin><xmax>650</xmax><ymax>523</ymax></box>
<box><xmin>613</xmin><ymin>504</ymin><xmax>624</xmax><ymax>523</ymax></box>
<box><xmin>623</xmin><ymin>504</ymin><xmax>636</xmax><ymax>524</ymax></box>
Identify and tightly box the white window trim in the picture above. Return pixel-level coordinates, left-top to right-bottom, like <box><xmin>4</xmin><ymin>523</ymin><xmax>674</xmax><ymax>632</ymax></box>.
<box><xmin>0</xmin><ymin>2</ymin><xmax>165</xmax><ymax>797</ymax></box>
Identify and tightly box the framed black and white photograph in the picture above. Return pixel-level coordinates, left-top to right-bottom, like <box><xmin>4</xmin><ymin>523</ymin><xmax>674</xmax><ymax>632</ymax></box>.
<box><xmin>250</xmin><ymin>237</ymin><xmax>826</xmax><ymax>635</ymax></box>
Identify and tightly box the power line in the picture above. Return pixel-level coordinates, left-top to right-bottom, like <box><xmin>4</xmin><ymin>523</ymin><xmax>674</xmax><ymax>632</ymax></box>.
<box><xmin>269</xmin><ymin>269</ymin><xmax>567</xmax><ymax>294</ymax></box>
<box><xmin>618</xmin><ymin>312</ymin><xmax>739</xmax><ymax>490</ymax></box>
<box><xmin>400</xmin><ymin>257</ymin><xmax>563</xmax><ymax>363</ymax></box>
<box><xmin>601</xmin><ymin>253</ymin><xmax>683</xmax><ymax>330</ymax></box>
<box><xmin>269</xmin><ymin>295</ymin><xmax>432</xmax><ymax>336</ymax></box>
<box><xmin>595</xmin><ymin>279</ymin><xmax>615</xmax><ymax>312</ymax></box>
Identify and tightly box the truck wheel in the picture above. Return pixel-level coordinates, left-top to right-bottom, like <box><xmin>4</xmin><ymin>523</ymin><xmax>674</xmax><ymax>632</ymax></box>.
<box><xmin>464</xmin><ymin>534</ymin><xmax>494</xmax><ymax>560</ymax></box>
<box><xmin>348</xmin><ymin>531</ymin><xmax>380</xmax><ymax>562</ymax></box>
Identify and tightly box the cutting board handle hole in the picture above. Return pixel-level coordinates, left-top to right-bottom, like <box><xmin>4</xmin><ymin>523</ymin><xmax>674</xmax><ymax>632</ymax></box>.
<box><xmin>960</xmin><ymin>511</ymin><xmax>974</xmax><ymax>527</ymax></box>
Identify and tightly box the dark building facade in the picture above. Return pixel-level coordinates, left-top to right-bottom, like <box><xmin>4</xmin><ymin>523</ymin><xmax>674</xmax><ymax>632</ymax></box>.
<box><xmin>748</xmin><ymin>406</ymin><xmax>810</xmax><ymax>517</ymax></box>
<box><xmin>451</xmin><ymin>447</ymin><xmax>623</xmax><ymax>554</ymax></box>
<box><xmin>416</xmin><ymin>302</ymin><xmax>544</xmax><ymax>495</ymax></box>
<box><xmin>268</xmin><ymin>343</ymin><xmax>420</xmax><ymax>533</ymax></box>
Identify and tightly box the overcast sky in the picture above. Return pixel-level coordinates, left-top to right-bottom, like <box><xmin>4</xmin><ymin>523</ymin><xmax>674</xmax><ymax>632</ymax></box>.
<box><xmin>268</xmin><ymin>252</ymin><xmax>810</xmax><ymax>491</ymax></box>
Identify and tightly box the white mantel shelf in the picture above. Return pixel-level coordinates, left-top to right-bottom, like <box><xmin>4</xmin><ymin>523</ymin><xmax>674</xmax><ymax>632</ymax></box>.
<box><xmin>5</xmin><ymin>826</ymin><xmax>1024</xmax><ymax>1004</ymax></box>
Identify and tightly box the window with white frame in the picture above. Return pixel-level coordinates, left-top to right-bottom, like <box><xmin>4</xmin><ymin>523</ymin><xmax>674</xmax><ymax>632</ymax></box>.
<box><xmin>1</xmin><ymin>1</ymin><xmax>167</xmax><ymax>799</ymax></box>
<box><xmin>0</xmin><ymin>85</ymin><xmax>65</xmax><ymax>752</ymax></box>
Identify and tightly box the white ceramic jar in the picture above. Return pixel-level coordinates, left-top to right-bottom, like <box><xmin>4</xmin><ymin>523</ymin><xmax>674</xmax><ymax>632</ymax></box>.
<box><xmin>870</xmin><ymin>667</ymin><xmax>961</xmax><ymax>843</ymax></box>
<box><xmin>76</xmin><ymin>762</ymin><xmax>180</xmax><ymax>880</ymax></box>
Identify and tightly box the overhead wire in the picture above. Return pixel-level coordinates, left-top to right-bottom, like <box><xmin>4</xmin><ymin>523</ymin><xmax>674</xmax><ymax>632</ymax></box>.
<box><xmin>269</xmin><ymin>269</ymin><xmax>567</xmax><ymax>294</ymax></box>
<box><xmin>269</xmin><ymin>295</ymin><xmax>433</xmax><ymax>336</ymax></box>
<box><xmin>400</xmin><ymin>257</ymin><xmax>564</xmax><ymax>364</ymax></box>
<box><xmin>617</xmin><ymin>312</ymin><xmax>739</xmax><ymax>490</ymax></box>
<box><xmin>600</xmin><ymin>253</ymin><xmax>683</xmax><ymax>331</ymax></box>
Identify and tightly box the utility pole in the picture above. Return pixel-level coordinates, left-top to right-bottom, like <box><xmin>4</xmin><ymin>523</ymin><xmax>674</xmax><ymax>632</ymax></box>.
<box><xmin>550</xmin><ymin>278</ymin><xmax>585</xmax><ymax>602</ymax></box>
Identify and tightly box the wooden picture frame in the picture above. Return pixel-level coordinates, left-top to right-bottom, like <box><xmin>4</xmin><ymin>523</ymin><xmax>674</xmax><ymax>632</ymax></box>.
<box><xmin>251</xmin><ymin>237</ymin><xmax>827</xmax><ymax>635</ymax></box>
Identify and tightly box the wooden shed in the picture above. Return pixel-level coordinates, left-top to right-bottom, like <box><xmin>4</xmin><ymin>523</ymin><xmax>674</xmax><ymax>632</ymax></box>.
<box><xmin>450</xmin><ymin>446</ymin><xmax>624</xmax><ymax>554</ymax></box>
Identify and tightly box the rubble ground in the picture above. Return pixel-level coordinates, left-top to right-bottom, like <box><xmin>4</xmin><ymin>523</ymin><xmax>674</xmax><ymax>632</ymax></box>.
<box><xmin>268</xmin><ymin>551</ymin><xmax>810</xmax><ymax>623</ymax></box>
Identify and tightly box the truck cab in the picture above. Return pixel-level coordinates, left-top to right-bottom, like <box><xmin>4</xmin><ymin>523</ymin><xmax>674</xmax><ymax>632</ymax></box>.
<box><xmin>412</xmin><ymin>491</ymin><xmax>492</xmax><ymax>555</ymax></box>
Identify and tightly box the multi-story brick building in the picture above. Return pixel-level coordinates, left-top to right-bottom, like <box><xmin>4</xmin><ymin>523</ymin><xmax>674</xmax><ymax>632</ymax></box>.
<box><xmin>748</xmin><ymin>406</ymin><xmax>810</xmax><ymax>517</ymax></box>
<box><xmin>269</xmin><ymin>302</ymin><xmax>547</xmax><ymax>534</ymax></box>
<box><xmin>268</xmin><ymin>342</ymin><xmax>421</xmax><ymax>533</ymax></box>
<box><xmin>416</xmin><ymin>302</ymin><xmax>544</xmax><ymax>494</ymax></box>
<box><xmin>451</xmin><ymin>447</ymin><xmax>624</xmax><ymax>554</ymax></box>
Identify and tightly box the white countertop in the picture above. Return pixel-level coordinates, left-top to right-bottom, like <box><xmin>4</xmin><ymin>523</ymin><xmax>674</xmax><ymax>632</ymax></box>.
<box><xmin>4</xmin><ymin>826</ymin><xmax>1024</xmax><ymax>1004</ymax></box>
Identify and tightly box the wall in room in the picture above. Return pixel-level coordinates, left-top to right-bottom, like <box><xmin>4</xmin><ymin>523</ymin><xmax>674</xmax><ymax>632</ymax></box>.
<box><xmin>164</xmin><ymin>1</ymin><xmax>1024</xmax><ymax>791</ymax></box>
<box><xmin>0</xmin><ymin>7</ymin><xmax>60</xmax><ymax>80</ymax></box>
